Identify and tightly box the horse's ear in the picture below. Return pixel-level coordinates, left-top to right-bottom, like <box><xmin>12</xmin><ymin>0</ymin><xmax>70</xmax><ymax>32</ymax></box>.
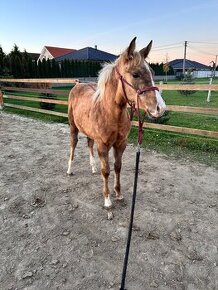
<box><xmin>140</xmin><ymin>40</ymin><xmax>153</xmax><ymax>59</ymax></box>
<box><xmin>126</xmin><ymin>37</ymin><xmax>137</xmax><ymax>60</ymax></box>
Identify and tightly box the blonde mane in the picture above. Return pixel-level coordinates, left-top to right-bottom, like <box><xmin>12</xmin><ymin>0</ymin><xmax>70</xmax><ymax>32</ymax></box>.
<box><xmin>93</xmin><ymin>62</ymin><xmax>116</xmax><ymax>102</ymax></box>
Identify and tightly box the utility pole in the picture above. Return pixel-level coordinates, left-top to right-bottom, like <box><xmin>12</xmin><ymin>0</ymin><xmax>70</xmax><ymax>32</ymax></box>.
<box><xmin>182</xmin><ymin>41</ymin><xmax>188</xmax><ymax>76</ymax></box>
<box><xmin>207</xmin><ymin>54</ymin><xmax>217</xmax><ymax>102</ymax></box>
<box><xmin>163</xmin><ymin>53</ymin><xmax>169</xmax><ymax>83</ymax></box>
<box><xmin>213</xmin><ymin>55</ymin><xmax>217</xmax><ymax>77</ymax></box>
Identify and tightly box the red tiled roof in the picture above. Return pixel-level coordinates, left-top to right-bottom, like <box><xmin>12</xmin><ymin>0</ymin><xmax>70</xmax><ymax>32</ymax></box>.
<box><xmin>45</xmin><ymin>46</ymin><xmax>77</xmax><ymax>58</ymax></box>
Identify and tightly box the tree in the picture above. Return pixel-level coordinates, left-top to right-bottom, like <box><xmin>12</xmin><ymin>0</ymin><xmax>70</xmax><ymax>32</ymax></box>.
<box><xmin>10</xmin><ymin>44</ymin><xmax>22</xmax><ymax>59</ymax></box>
<box><xmin>8</xmin><ymin>44</ymin><xmax>23</xmax><ymax>78</ymax></box>
<box><xmin>0</xmin><ymin>46</ymin><xmax>5</xmax><ymax>75</ymax></box>
<box><xmin>22</xmin><ymin>50</ymin><xmax>31</xmax><ymax>77</ymax></box>
<box><xmin>178</xmin><ymin>70</ymin><xmax>196</xmax><ymax>96</ymax></box>
<box><xmin>163</xmin><ymin>62</ymin><xmax>170</xmax><ymax>82</ymax></box>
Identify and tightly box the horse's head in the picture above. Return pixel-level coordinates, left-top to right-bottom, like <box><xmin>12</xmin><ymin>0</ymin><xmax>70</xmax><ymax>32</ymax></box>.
<box><xmin>116</xmin><ymin>37</ymin><xmax>166</xmax><ymax>118</ymax></box>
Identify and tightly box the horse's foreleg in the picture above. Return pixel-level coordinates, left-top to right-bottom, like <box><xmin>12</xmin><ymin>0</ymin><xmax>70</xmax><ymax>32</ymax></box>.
<box><xmin>113</xmin><ymin>142</ymin><xmax>127</xmax><ymax>200</ymax></box>
<box><xmin>87</xmin><ymin>137</ymin><xmax>97</xmax><ymax>173</ymax></box>
<box><xmin>97</xmin><ymin>143</ymin><xmax>112</xmax><ymax>209</ymax></box>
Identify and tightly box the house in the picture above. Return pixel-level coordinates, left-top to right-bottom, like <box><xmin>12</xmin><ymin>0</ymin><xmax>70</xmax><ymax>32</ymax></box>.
<box><xmin>169</xmin><ymin>59</ymin><xmax>210</xmax><ymax>78</ymax></box>
<box><xmin>27</xmin><ymin>52</ymin><xmax>40</xmax><ymax>61</ymax></box>
<box><xmin>38</xmin><ymin>46</ymin><xmax>77</xmax><ymax>62</ymax></box>
<box><xmin>55</xmin><ymin>46</ymin><xmax>117</xmax><ymax>62</ymax></box>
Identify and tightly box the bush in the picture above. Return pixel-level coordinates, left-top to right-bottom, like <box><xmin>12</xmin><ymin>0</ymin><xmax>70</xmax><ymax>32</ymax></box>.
<box><xmin>39</xmin><ymin>93</ymin><xmax>56</xmax><ymax>110</ymax></box>
<box><xmin>178</xmin><ymin>70</ymin><xmax>196</xmax><ymax>96</ymax></box>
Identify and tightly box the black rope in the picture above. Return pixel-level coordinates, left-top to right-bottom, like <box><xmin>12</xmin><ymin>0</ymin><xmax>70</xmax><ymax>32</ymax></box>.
<box><xmin>120</xmin><ymin>145</ymin><xmax>141</xmax><ymax>290</ymax></box>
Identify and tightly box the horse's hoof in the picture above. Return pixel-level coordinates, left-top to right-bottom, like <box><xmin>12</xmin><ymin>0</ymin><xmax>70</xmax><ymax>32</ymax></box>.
<box><xmin>107</xmin><ymin>210</ymin><xmax>113</xmax><ymax>220</ymax></box>
<box><xmin>67</xmin><ymin>171</ymin><xmax>73</xmax><ymax>176</ymax></box>
<box><xmin>116</xmin><ymin>195</ymin><xmax>124</xmax><ymax>201</ymax></box>
<box><xmin>116</xmin><ymin>197</ymin><xmax>127</xmax><ymax>207</ymax></box>
<box><xmin>103</xmin><ymin>204</ymin><xmax>113</xmax><ymax>210</ymax></box>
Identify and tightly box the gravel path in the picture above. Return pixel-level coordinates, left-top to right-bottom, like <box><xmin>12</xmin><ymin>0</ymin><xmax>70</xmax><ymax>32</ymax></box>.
<box><xmin>0</xmin><ymin>112</ymin><xmax>218</xmax><ymax>290</ymax></box>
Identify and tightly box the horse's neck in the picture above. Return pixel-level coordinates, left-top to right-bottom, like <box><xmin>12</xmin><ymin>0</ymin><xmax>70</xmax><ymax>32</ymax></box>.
<box><xmin>102</xmin><ymin>74</ymin><xmax>127</xmax><ymax>117</ymax></box>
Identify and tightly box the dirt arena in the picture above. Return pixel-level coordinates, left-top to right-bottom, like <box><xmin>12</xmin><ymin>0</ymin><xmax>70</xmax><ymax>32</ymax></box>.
<box><xmin>0</xmin><ymin>112</ymin><xmax>218</xmax><ymax>290</ymax></box>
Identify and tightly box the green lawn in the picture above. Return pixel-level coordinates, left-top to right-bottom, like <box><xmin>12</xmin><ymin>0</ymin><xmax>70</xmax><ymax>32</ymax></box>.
<box><xmin>2</xmin><ymin>79</ymin><xmax>218</xmax><ymax>168</ymax></box>
<box><xmin>163</xmin><ymin>90</ymin><xmax>218</xmax><ymax>107</ymax></box>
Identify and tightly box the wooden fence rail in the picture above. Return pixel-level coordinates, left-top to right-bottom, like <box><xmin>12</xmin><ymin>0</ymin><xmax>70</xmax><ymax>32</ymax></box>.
<box><xmin>0</xmin><ymin>78</ymin><xmax>218</xmax><ymax>139</ymax></box>
<box><xmin>3</xmin><ymin>95</ymin><xmax>218</xmax><ymax>116</ymax></box>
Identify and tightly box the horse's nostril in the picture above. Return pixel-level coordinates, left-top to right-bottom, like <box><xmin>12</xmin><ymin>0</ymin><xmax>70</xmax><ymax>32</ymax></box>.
<box><xmin>157</xmin><ymin>105</ymin><xmax>160</xmax><ymax>113</ymax></box>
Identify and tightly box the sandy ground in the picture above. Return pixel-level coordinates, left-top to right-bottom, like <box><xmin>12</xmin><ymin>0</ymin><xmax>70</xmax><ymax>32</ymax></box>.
<box><xmin>0</xmin><ymin>112</ymin><xmax>218</xmax><ymax>290</ymax></box>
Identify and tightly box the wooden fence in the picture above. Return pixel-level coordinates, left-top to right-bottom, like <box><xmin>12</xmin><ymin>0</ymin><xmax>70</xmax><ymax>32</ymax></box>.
<box><xmin>0</xmin><ymin>78</ymin><xmax>218</xmax><ymax>139</ymax></box>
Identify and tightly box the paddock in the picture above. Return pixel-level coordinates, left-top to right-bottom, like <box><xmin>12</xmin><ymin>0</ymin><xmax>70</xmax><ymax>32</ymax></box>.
<box><xmin>0</xmin><ymin>112</ymin><xmax>218</xmax><ymax>290</ymax></box>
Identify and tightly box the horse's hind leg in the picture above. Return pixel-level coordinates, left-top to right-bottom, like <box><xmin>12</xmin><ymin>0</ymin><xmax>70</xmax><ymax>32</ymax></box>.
<box><xmin>87</xmin><ymin>137</ymin><xmax>97</xmax><ymax>173</ymax></box>
<box><xmin>97</xmin><ymin>143</ymin><xmax>112</xmax><ymax>212</ymax></box>
<box><xmin>67</xmin><ymin>116</ymin><xmax>79</xmax><ymax>175</ymax></box>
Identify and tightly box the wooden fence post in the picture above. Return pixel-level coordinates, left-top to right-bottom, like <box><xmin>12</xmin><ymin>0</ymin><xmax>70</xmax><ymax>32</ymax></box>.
<box><xmin>0</xmin><ymin>90</ymin><xmax>4</xmax><ymax>109</ymax></box>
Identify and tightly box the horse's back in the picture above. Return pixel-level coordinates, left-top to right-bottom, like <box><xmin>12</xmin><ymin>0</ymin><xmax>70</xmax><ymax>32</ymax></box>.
<box><xmin>69</xmin><ymin>83</ymin><xmax>97</xmax><ymax>104</ymax></box>
<box><xmin>68</xmin><ymin>83</ymin><xmax>99</xmax><ymax>137</ymax></box>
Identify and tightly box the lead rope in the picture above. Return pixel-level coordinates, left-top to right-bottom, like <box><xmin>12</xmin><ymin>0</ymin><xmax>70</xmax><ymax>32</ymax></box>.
<box><xmin>117</xmin><ymin>69</ymin><xmax>148</xmax><ymax>290</ymax></box>
<box><xmin>119</xmin><ymin>142</ymin><xmax>141</xmax><ymax>290</ymax></box>
<box><xmin>119</xmin><ymin>93</ymin><xmax>143</xmax><ymax>290</ymax></box>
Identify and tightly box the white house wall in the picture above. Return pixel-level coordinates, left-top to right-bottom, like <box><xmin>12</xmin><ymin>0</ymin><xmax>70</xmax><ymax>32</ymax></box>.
<box><xmin>38</xmin><ymin>47</ymin><xmax>53</xmax><ymax>62</ymax></box>
<box><xmin>192</xmin><ymin>70</ymin><xmax>218</xmax><ymax>78</ymax></box>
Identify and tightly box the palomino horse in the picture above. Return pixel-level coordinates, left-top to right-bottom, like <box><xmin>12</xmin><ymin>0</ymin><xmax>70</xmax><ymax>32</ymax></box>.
<box><xmin>67</xmin><ymin>37</ymin><xmax>166</xmax><ymax>218</ymax></box>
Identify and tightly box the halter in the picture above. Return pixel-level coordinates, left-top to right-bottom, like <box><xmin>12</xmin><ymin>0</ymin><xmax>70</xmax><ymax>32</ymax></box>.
<box><xmin>115</xmin><ymin>67</ymin><xmax>159</xmax><ymax>144</ymax></box>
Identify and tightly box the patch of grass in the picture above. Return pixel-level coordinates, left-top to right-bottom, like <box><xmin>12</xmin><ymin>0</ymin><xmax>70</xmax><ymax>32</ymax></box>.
<box><xmin>128</xmin><ymin>127</ymin><xmax>218</xmax><ymax>168</ymax></box>
<box><xmin>163</xmin><ymin>90</ymin><xmax>218</xmax><ymax>107</ymax></box>
<box><xmin>164</xmin><ymin>112</ymin><xmax>218</xmax><ymax>131</ymax></box>
<box><xmin>4</xmin><ymin>96</ymin><xmax>68</xmax><ymax>114</ymax></box>
<box><xmin>3</xmin><ymin>107</ymin><xmax>68</xmax><ymax>124</ymax></box>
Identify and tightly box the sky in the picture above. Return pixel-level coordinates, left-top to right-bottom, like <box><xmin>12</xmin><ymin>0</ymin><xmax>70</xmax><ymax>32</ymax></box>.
<box><xmin>1</xmin><ymin>0</ymin><xmax>218</xmax><ymax>65</ymax></box>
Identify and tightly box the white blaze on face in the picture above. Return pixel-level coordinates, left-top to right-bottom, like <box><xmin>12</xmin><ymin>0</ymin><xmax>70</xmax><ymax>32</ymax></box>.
<box><xmin>144</xmin><ymin>62</ymin><xmax>166</xmax><ymax>116</ymax></box>
<box><xmin>155</xmin><ymin>89</ymin><xmax>166</xmax><ymax>114</ymax></box>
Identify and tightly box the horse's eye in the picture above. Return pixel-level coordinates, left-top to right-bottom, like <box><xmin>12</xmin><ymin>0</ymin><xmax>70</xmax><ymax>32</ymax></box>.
<box><xmin>132</xmin><ymin>72</ymin><xmax>140</xmax><ymax>78</ymax></box>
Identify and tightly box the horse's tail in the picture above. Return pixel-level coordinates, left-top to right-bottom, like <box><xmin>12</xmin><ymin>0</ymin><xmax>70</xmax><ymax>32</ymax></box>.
<box><xmin>68</xmin><ymin>89</ymin><xmax>74</xmax><ymax>127</ymax></box>
<box><xmin>68</xmin><ymin>98</ymin><xmax>74</xmax><ymax>127</ymax></box>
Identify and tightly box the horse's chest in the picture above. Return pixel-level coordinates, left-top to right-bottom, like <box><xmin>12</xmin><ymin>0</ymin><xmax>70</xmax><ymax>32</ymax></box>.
<box><xmin>114</xmin><ymin>121</ymin><xmax>131</xmax><ymax>141</ymax></box>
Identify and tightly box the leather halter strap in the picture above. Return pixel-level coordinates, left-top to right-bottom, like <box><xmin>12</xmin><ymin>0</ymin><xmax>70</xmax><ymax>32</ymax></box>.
<box><xmin>115</xmin><ymin>67</ymin><xmax>159</xmax><ymax>144</ymax></box>
<box><xmin>115</xmin><ymin>67</ymin><xmax>159</xmax><ymax>97</ymax></box>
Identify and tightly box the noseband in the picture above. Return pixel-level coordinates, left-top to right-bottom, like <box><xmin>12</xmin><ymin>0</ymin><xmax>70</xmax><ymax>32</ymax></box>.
<box><xmin>115</xmin><ymin>67</ymin><xmax>159</xmax><ymax>144</ymax></box>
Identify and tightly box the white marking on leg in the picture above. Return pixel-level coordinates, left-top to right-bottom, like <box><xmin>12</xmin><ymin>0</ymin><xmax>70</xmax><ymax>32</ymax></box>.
<box><xmin>90</xmin><ymin>155</ymin><xmax>97</xmax><ymax>173</ymax></box>
<box><xmin>67</xmin><ymin>158</ymin><xmax>72</xmax><ymax>175</ymax></box>
<box><xmin>104</xmin><ymin>195</ymin><xmax>112</xmax><ymax>208</ymax></box>
<box><xmin>67</xmin><ymin>147</ymin><xmax>73</xmax><ymax>175</ymax></box>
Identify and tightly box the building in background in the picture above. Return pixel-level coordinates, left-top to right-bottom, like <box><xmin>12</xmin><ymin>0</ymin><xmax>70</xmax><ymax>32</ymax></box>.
<box><xmin>38</xmin><ymin>46</ymin><xmax>77</xmax><ymax>62</ymax></box>
<box><xmin>169</xmin><ymin>59</ymin><xmax>211</xmax><ymax>78</ymax></box>
<box><xmin>55</xmin><ymin>46</ymin><xmax>117</xmax><ymax>62</ymax></box>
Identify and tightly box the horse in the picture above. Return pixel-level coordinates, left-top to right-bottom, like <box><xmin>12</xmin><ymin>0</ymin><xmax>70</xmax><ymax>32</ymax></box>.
<box><xmin>67</xmin><ymin>37</ymin><xmax>166</xmax><ymax>219</ymax></box>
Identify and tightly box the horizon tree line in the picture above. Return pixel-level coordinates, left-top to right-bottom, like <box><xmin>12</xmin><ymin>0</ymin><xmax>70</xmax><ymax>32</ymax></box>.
<box><xmin>0</xmin><ymin>44</ymin><xmax>178</xmax><ymax>79</ymax></box>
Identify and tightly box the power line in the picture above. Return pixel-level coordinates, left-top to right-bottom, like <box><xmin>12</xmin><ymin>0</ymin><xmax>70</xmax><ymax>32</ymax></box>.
<box><xmin>153</xmin><ymin>44</ymin><xmax>183</xmax><ymax>51</ymax></box>
<box><xmin>188</xmin><ymin>45</ymin><xmax>217</xmax><ymax>56</ymax></box>
<box><xmin>188</xmin><ymin>41</ymin><xmax>218</xmax><ymax>45</ymax></box>
<box><xmin>153</xmin><ymin>42</ymin><xmax>182</xmax><ymax>48</ymax></box>
<box><xmin>150</xmin><ymin>40</ymin><xmax>218</xmax><ymax>64</ymax></box>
